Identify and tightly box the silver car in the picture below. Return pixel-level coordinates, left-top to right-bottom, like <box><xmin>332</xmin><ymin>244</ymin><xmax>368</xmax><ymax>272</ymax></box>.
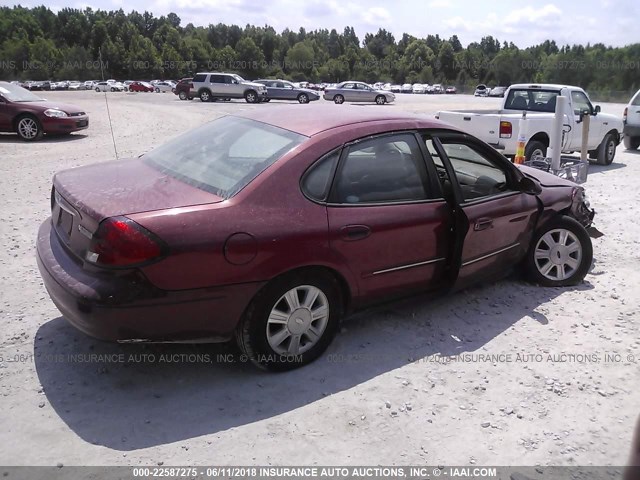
<box><xmin>255</xmin><ymin>79</ymin><xmax>320</xmax><ymax>104</ymax></box>
<box><xmin>323</xmin><ymin>81</ymin><xmax>395</xmax><ymax>105</ymax></box>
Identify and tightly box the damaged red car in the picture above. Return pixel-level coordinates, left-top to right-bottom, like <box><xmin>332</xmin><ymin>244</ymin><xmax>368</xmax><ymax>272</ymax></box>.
<box><xmin>36</xmin><ymin>107</ymin><xmax>595</xmax><ymax>370</ymax></box>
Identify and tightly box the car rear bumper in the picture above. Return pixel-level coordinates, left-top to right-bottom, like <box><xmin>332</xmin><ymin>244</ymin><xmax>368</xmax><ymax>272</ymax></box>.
<box><xmin>36</xmin><ymin>219</ymin><xmax>263</xmax><ymax>342</ymax></box>
<box><xmin>42</xmin><ymin>115</ymin><xmax>89</xmax><ymax>134</ymax></box>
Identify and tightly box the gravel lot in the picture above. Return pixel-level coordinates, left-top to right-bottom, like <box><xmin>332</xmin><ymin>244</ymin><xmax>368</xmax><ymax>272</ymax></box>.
<box><xmin>0</xmin><ymin>91</ymin><xmax>638</xmax><ymax>467</ymax></box>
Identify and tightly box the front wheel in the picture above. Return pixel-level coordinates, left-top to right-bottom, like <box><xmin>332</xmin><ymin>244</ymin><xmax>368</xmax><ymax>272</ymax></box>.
<box><xmin>16</xmin><ymin>115</ymin><xmax>43</xmax><ymax>141</ymax></box>
<box><xmin>199</xmin><ymin>90</ymin><xmax>212</xmax><ymax>102</ymax></box>
<box><xmin>623</xmin><ymin>135</ymin><xmax>640</xmax><ymax>150</ymax></box>
<box><xmin>245</xmin><ymin>90</ymin><xmax>258</xmax><ymax>103</ymax></box>
<box><xmin>178</xmin><ymin>91</ymin><xmax>187</xmax><ymax>101</ymax></box>
<box><xmin>375</xmin><ymin>95</ymin><xmax>386</xmax><ymax>105</ymax></box>
<box><xmin>110</xmin><ymin>87</ymin><xmax>116</xmax><ymax>92</ymax></box>
<box><xmin>95</xmin><ymin>87</ymin><xmax>100</xmax><ymax>92</ymax></box>
<box><xmin>596</xmin><ymin>133</ymin><xmax>617</xmax><ymax>165</ymax></box>
<box><xmin>334</xmin><ymin>94</ymin><xmax>344</xmax><ymax>104</ymax></box>
<box><xmin>236</xmin><ymin>271</ymin><xmax>342</xmax><ymax>371</ymax></box>
<box><xmin>525</xmin><ymin>215</ymin><xmax>592</xmax><ymax>287</ymax></box>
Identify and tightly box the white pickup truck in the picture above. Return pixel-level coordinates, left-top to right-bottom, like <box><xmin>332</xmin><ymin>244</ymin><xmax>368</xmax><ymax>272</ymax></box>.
<box><xmin>436</xmin><ymin>83</ymin><xmax>624</xmax><ymax>165</ymax></box>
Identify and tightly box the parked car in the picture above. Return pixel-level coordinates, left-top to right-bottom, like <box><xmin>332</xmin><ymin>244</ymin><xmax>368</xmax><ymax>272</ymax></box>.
<box><xmin>489</xmin><ymin>86</ymin><xmax>508</xmax><ymax>97</ymax></box>
<box><xmin>401</xmin><ymin>83</ymin><xmax>413</xmax><ymax>93</ymax></box>
<box><xmin>323</xmin><ymin>81</ymin><xmax>395</xmax><ymax>105</ymax></box>
<box><xmin>0</xmin><ymin>81</ymin><xmax>89</xmax><ymax>141</ymax></box>
<box><xmin>84</xmin><ymin>81</ymin><xmax>97</xmax><ymax>90</ymax></box>
<box><xmin>623</xmin><ymin>88</ymin><xmax>640</xmax><ymax>150</ymax></box>
<box><xmin>390</xmin><ymin>84</ymin><xmax>402</xmax><ymax>93</ymax></box>
<box><xmin>192</xmin><ymin>72</ymin><xmax>267</xmax><ymax>103</ymax></box>
<box><xmin>154</xmin><ymin>81</ymin><xmax>176</xmax><ymax>93</ymax></box>
<box><xmin>445</xmin><ymin>86</ymin><xmax>457</xmax><ymax>94</ymax></box>
<box><xmin>95</xmin><ymin>81</ymin><xmax>125</xmax><ymax>92</ymax></box>
<box><xmin>173</xmin><ymin>78</ymin><xmax>197</xmax><ymax>100</ymax></box>
<box><xmin>36</xmin><ymin>107</ymin><xmax>595</xmax><ymax>371</ymax></box>
<box><xmin>412</xmin><ymin>83</ymin><xmax>425</xmax><ymax>94</ymax></box>
<box><xmin>436</xmin><ymin>83</ymin><xmax>624</xmax><ymax>164</ymax></box>
<box><xmin>255</xmin><ymin>79</ymin><xmax>320</xmax><ymax>104</ymax></box>
<box><xmin>474</xmin><ymin>84</ymin><xmax>490</xmax><ymax>97</ymax></box>
<box><xmin>128</xmin><ymin>81</ymin><xmax>154</xmax><ymax>93</ymax></box>
<box><xmin>68</xmin><ymin>81</ymin><xmax>84</xmax><ymax>90</ymax></box>
<box><xmin>432</xmin><ymin>84</ymin><xmax>444</xmax><ymax>94</ymax></box>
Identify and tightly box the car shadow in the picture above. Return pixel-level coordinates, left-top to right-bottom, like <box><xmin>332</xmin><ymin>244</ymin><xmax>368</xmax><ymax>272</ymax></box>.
<box><xmin>587</xmin><ymin>161</ymin><xmax>627</xmax><ymax>174</ymax></box>
<box><xmin>0</xmin><ymin>133</ymin><xmax>88</xmax><ymax>144</ymax></box>
<box><xmin>34</xmin><ymin>278</ymin><xmax>593</xmax><ymax>451</ymax></box>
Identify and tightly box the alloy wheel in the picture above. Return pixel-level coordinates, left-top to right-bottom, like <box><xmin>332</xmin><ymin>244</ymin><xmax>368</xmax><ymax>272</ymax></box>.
<box><xmin>534</xmin><ymin>228</ymin><xmax>583</xmax><ymax>281</ymax></box>
<box><xmin>17</xmin><ymin>118</ymin><xmax>39</xmax><ymax>140</ymax></box>
<box><xmin>265</xmin><ymin>285</ymin><xmax>329</xmax><ymax>356</ymax></box>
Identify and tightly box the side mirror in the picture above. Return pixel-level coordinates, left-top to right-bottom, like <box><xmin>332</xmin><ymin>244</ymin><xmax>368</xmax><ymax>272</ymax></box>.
<box><xmin>519</xmin><ymin>176</ymin><xmax>542</xmax><ymax>195</ymax></box>
<box><xmin>593</xmin><ymin>105</ymin><xmax>601</xmax><ymax>115</ymax></box>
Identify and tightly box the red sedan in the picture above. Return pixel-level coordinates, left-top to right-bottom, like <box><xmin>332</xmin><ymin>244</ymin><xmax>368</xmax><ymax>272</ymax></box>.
<box><xmin>37</xmin><ymin>107</ymin><xmax>595</xmax><ymax>370</ymax></box>
<box><xmin>0</xmin><ymin>81</ymin><xmax>88</xmax><ymax>140</ymax></box>
<box><xmin>128</xmin><ymin>81</ymin><xmax>154</xmax><ymax>92</ymax></box>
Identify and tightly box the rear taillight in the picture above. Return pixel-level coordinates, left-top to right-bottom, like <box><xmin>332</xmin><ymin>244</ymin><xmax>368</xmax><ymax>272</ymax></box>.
<box><xmin>623</xmin><ymin>107</ymin><xmax>628</xmax><ymax>123</ymax></box>
<box><xmin>86</xmin><ymin>216</ymin><xmax>166</xmax><ymax>268</ymax></box>
<box><xmin>500</xmin><ymin>121</ymin><xmax>512</xmax><ymax>138</ymax></box>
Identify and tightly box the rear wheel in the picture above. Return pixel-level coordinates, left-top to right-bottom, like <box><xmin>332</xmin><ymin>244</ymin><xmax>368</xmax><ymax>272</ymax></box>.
<box><xmin>596</xmin><ymin>133</ymin><xmax>616</xmax><ymax>165</ymax></box>
<box><xmin>95</xmin><ymin>87</ymin><xmax>100</xmax><ymax>92</ymax></box>
<box><xmin>334</xmin><ymin>94</ymin><xmax>344</xmax><ymax>104</ymax></box>
<box><xmin>236</xmin><ymin>271</ymin><xmax>342</xmax><ymax>371</ymax></box>
<box><xmin>525</xmin><ymin>215</ymin><xmax>592</xmax><ymax>287</ymax></box>
<box><xmin>375</xmin><ymin>95</ymin><xmax>386</xmax><ymax>105</ymax></box>
<box><xmin>297</xmin><ymin>93</ymin><xmax>309</xmax><ymax>104</ymax></box>
<box><xmin>178</xmin><ymin>91</ymin><xmax>187</xmax><ymax>101</ymax></box>
<box><xmin>525</xmin><ymin>140</ymin><xmax>547</xmax><ymax>163</ymax></box>
<box><xmin>16</xmin><ymin>115</ymin><xmax>43</xmax><ymax>141</ymax></box>
<box><xmin>199</xmin><ymin>89</ymin><xmax>212</xmax><ymax>102</ymax></box>
<box><xmin>623</xmin><ymin>135</ymin><xmax>639</xmax><ymax>150</ymax></box>
<box><xmin>110</xmin><ymin>87</ymin><xmax>116</xmax><ymax>92</ymax></box>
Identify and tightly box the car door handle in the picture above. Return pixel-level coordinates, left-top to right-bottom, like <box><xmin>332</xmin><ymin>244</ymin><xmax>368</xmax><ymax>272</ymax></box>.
<box><xmin>340</xmin><ymin>225</ymin><xmax>371</xmax><ymax>241</ymax></box>
<box><xmin>474</xmin><ymin>218</ymin><xmax>493</xmax><ymax>231</ymax></box>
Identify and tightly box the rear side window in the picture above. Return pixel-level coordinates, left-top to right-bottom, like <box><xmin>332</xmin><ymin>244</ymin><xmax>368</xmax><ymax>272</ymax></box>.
<box><xmin>144</xmin><ymin>116</ymin><xmax>306</xmax><ymax>199</ymax></box>
<box><xmin>210</xmin><ymin>75</ymin><xmax>225</xmax><ymax>83</ymax></box>
<box><xmin>192</xmin><ymin>74</ymin><xmax>207</xmax><ymax>83</ymax></box>
<box><xmin>302</xmin><ymin>150</ymin><xmax>340</xmax><ymax>202</ymax></box>
<box><xmin>632</xmin><ymin>91</ymin><xmax>640</xmax><ymax>106</ymax></box>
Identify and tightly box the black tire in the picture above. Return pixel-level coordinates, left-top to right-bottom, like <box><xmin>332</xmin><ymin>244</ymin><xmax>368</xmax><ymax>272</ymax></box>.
<box><xmin>334</xmin><ymin>94</ymin><xmax>344</xmax><ymax>104</ymax></box>
<box><xmin>596</xmin><ymin>133</ymin><xmax>617</xmax><ymax>165</ymax></box>
<box><xmin>236</xmin><ymin>270</ymin><xmax>342</xmax><ymax>371</ymax></box>
<box><xmin>525</xmin><ymin>140</ymin><xmax>547</xmax><ymax>162</ymax></box>
<box><xmin>15</xmin><ymin>114</ymin><xmax>43</xmax><ymax>141</ymax></box>
<box><xmin>244</xmin><ymin>90</ymin><xmax>259</xmax><ymax>103</ymax></box>
<box><xmin>375</xmin><ymin>95</ymin><xmax>386</xmax><ymax>105</ymax></box>
<box><xmin>178</xmin><ymin>91</ymin><xmax>187</xmax><ymax>101</ymax></box>
<box><xmin>199</xmin><ymin>89</ymin><xmax>212</xmax><ymax>102</ymax></box>
<box><xmin>95</xmin><ymin>87</ymin><xmax>100</xmax><ymax>92</ymax></box>
<box><xmin>110</xmin><ymin>87</ymin><xmax>116</xmax><ymax>92</ymax></box>
<box><xmin>525</xmin><ymin>215</ymin><xmax>593</xmax><ymax>287</ymax></box>
<box><xmin>623</xmin><ymin>135</ymin><xmax>640</xmax><ymax>151</ymax></box>
<box><xmin>297</xmin><ymin>93</ymin><xmax>309</xmax><ymax>104</ymax></box>
<box><xmin>123</xmin><ymin>87</ymin><xmax>128</xmax><ymax>92</ymax></box>
<box><xmin>154</xmin><ymin>87</ymin><xmax>160</xmax><ymax>93</ymax></box>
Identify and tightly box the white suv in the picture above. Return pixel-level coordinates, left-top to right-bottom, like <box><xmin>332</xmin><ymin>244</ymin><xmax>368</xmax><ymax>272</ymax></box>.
<box><xmin>192</xmin><ymin>72</ymin><xmax>268</xmax><ymax>103</ymax></box>
<box><xmin>623</xmin><ymin>88</ymin><xmax>640</xmax><ymax>150</ymax></box>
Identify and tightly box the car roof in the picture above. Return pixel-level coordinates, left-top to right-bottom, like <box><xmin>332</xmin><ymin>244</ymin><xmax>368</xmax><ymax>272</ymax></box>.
<box><xmin>233</xmin><ymin>105</ymin><xmax>458</xmax><ymax>137</ymax></box>
<box><xmin>509</xmin><ymin>83</ymin><xmax>574</xmax><ymax>90</ymax></box>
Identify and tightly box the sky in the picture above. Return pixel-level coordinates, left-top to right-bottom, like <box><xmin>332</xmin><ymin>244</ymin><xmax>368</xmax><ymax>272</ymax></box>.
<box><xmin>3</xmin><ymin>0</ymin><xmax>640</xmax><ymax>48</ymax></box>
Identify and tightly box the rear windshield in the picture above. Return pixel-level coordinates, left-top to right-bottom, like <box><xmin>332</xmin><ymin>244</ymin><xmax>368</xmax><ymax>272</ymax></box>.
<box><xmin>632</xmin><ymin>90</ymin><xmax>640</xmax><ymax>106</ymax></box>
<box><xmin>143</xmin><ymin>116</ymin><xmax>306</xmax><ymax>199</ymax></box>
<box><xmin>504</xmin><ymin>88</ymin><xmax>561</xmax><ymax>112</ymax></box>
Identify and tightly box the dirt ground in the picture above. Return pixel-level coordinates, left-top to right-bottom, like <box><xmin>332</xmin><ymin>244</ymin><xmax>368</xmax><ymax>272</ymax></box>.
<box><xmin>0</xmin><ymin>91</ymin><xmax>638</xmax><ymax>467</ymax></box>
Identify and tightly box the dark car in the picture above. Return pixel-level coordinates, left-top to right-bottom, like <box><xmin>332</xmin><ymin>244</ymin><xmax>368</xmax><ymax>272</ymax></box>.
<box><xmin>173</xmin><ymin>78</ymin><xmax>197</xmax><ymax>100</ymax></box>
<box><xmin>255</xmin><ymin>79</ymin><xmax>320</xmax><ymax>104</ymax></box>
<box><xmin>0</xmin><ymin>81</ymin><xmax>89</xmax><ymax>140</ymax></box>
<box><xmin>128</xmin><ymin>81</ymin><xmax>154</xmax><ymax>93</ymax></box>
<box><xmin>37</xmin><ymin>107</ymin><xmax>594</xmax><ymax>370</ymax></box>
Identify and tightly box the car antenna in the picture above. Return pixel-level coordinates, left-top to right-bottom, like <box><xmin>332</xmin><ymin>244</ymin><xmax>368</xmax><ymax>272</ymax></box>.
<box><xmin>98</xmin><ymin>48</ymin><xmax>119</xmax><ymax>161</ymax></box>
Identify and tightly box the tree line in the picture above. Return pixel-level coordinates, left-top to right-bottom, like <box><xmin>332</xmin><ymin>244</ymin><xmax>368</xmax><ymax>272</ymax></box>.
<box><xmin>1</xmin><ymin>6</ymin><xmax>639</xmax><ymax>100</ymax></box>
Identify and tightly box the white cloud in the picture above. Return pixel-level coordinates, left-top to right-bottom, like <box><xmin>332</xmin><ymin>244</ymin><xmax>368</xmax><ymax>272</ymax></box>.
<box><xmin>428</xmin><ymin>0</ymin><xmax>451</xmax><ymax>8</ymax></box>
<box><xmin>503</xmin><ymin>3</ymin><xmax>562</xmax><ymax>25</ymax></box>
<box><xmin>362</xmin><ymin>7</ymin><xmax>391</xmax><ymax>26</ymax></box>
